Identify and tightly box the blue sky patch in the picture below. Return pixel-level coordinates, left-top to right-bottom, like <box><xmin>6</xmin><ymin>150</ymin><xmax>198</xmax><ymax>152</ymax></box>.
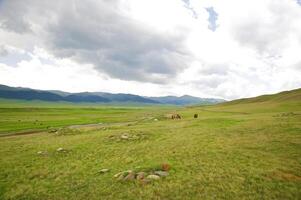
<box><xmin>0</xmin><ymin>50</ymin><xmax>31</xmax><ymax>67</ymax></box>
<box><xmin>182</xmin><ymin>0</ymin><xmax>198</xmax><ymax>19</ymax></box>
<box><xmin>206</xmin><ymin>7</ymin><xmax>218</xmax><ymax>31</ymax></box>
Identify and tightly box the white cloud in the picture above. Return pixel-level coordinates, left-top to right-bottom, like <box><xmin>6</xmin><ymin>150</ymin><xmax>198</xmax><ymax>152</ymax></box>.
<box><xmin>0</xmin><ymin>0</ymin><xmax>301</xmax><ymax>100</ymax></box>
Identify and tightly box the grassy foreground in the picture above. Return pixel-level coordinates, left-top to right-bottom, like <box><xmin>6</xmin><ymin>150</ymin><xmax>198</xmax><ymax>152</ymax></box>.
<box><xmin>0</xmin><ymin>90</ymin><xmax>300</xmax><ymax>199</ymax></box>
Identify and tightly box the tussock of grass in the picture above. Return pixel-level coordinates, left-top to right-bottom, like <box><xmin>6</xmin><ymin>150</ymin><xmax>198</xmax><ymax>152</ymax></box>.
<box><xmin>106</xmin><ymin>131</ymin><xmax>150</xmax><ymax>143</ymax></box>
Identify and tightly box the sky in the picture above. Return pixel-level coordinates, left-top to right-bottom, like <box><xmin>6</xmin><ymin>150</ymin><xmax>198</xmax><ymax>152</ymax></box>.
<box><xmin>0</xmin><ymin>0</ymin><xmax>301</xmax><ymax>100</ymax></box>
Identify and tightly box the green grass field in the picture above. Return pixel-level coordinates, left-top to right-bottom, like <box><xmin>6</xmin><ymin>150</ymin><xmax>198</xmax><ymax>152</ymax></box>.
<box><xmin>0</xmin><ymin>89</ymin><xmax>300</xmax><ymax>199</ymax></box>
<box><xmin>0</xmin><ymin>99</ymin><xmax>174</xmax><ymax>136</ymax></box>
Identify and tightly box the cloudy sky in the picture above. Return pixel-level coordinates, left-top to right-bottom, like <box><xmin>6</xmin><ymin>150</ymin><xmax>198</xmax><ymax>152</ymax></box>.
<box><xmin>0</xmin><ymin>0</ymin><xmax>301</xmax><ymax>100</ymax></box>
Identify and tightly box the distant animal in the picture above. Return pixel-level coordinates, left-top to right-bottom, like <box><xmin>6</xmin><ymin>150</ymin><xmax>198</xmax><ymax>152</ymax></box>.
<box><xmin>194</xmin><ymin>114</ymin><xmax>198</xmax><ymax>118</ymax></box>
<box><xmin>171</xmin><ymin>114</ymin><xmax>181</xmax><ymax>120</ymax></box>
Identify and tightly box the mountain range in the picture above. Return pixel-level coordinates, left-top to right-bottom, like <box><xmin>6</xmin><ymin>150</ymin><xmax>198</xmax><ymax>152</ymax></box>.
<box><xmin>0</xmin><ymin>84</ymin><xmax>225</xmax><ymax>105</ymax></box>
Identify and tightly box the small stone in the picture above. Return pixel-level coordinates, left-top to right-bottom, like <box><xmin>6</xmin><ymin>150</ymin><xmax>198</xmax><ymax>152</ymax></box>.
<box><xmin>139</xmin><ymin>178</ymin><xmax>151</xmax><ymax>185</ymax></box>
<box><xmin>99</xmin><ymin>169</ymin><xmax>110</xmax><ymax>173</ymax></box>
<box><xmin>57</xmin><ymin>147</ymin><xmax>64</xmax><ymax>152</ymax></box>
<box><xmin>154</xmin><ymin>171</ymin><xmax>169</xmax><ymax>177</ymax></box>
<box><xmin>48</xmin><ymin>129</ymin><xmax>57</xmax><ymax>133</ymax></box>
<box><xmin>154</xmin><ymin>119</ymin><xmax>158</xmax><ymax>121</ymax></box>
<box><xmin>114</xmin><ymin>170</ymin><xmax>132</xmax><ymax>179</ymax></box>
<box><xmin>136</xmin><ymin>172</ymin><xmax>146</xmax><ymax>180</ymax></box>
<box><xmin>113</xmin><ymin>172</ymin><xmax>124</xmax><ymax>178</ymax></box>
<box><xmin>146</xmin><ymin>174</ymin><xmax>160</xmax><ymax>180</ymax></box>
<box><xmin>123</xmin><ymin>172</ymin><xmax>135</xmax><ymax>181</ymax></box>
<box><xmin>161</xmin><ymin>163</ymin><xmax>171</xmax><ymax>171</ymax></box>
<box><xmin>37</xmin><ymin>151</ymin><xmax>43</xmax><ymax>155</ymax></box>
<box><xmin>121</xmin><ymin>134</ymin><xmax>129</xmax><ymax>139</ymax></box>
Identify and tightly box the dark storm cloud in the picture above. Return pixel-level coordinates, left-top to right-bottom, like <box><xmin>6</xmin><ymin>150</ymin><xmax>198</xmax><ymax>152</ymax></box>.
<box><xmin>0</xmin><ymin>0</ymin><xmax>191</xmax><ymax>83</ymax></box>
<box><xmin>0</xmin><ymin>0</ymin><xmax>32</xmax><ymax>33</ymax></box>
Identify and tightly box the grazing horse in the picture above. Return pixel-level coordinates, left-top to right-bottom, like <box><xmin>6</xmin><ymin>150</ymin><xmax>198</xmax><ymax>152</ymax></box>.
<box><xmin>171</xmin><ymin>114</ymin><xmax>181</xmax><ymax>119</ymax></box>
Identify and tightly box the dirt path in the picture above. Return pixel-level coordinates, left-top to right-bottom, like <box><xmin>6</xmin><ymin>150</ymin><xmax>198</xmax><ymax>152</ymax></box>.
<box><xmin>0</xmin><ymin>130</ymin><xmax>45</xmax><ymax>138</ymax></box>
<box><xmin>0</xmin><ymin>118</ymin><xmax>148</xmax><ymax>138</ymax></box>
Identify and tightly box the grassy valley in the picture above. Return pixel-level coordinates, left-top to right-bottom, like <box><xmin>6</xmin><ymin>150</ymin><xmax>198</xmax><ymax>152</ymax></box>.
<box><xmin>0</xmin><ymin>89</ymin><xmax>300</xmax><ymax>199</ymax></box>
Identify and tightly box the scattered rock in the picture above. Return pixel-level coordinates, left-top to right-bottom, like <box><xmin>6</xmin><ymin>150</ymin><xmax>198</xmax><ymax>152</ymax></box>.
<box><xmin>48</xmin><ymin>129</ymin><xmax>58</xmax><ymax>133</ymax></box>
<box><xmin>136</xmin><ymin>172</ymin><xmax>146</xmax><ymax>180</ymax></box>
<box><xmin>114</xmin><ymin>164</ymin><xmax>171</xmax><ymax>183</ymax></box>
<box><xmin>56</xmin><ymin>147</ymin><xmax>65</xmax><ymax>152</ymax></box>
<box><xmin>121</xmin><ymin>134</ymin><xmax>129</xmax><ymax>139</ymax></box>
<box><xmin>155</xmin><ymin>171</ymin><xmax>169</xmax><ymax>177</ymax></box>
<box><xmin>154</xmin><ymin>118</ymin><xmax>158</xmax><ymax>121</ymax></box>
<box><xmin>114</xmin><ymin>172</ymin><xmax>124</xmax><ymax>178</ymax></box>
<box><xmin>161</xmin><ymin>163</ymin><xmax>171</xmax><ymax>171</ymax></box>
<box><xmin>37</xmin><ymin>151</ymin><xmax>44</xmax><ymax>155</ymax></box>
<box><xmin>98</xmin><ymin>169</ymin><xmax>110</xmax><ymax>173</ymax></box>
<box><xmin>147</xmin><ymin>174</ymin><xmax>160</xmax><ymax>180</ymax></box>
<box><xmin>114</xmin><ymin>170</ymin><xmax>133</xmax><ymax>180</ymax></box>
<box><xmin>123</xmin><ymin>171</ymin><xmax>136</xmax><ymax>181</ymax></box>
<box><xmin>108</xmin><ymin>132</ymin><xmax>148</xmax><ymax>142</ymax></box>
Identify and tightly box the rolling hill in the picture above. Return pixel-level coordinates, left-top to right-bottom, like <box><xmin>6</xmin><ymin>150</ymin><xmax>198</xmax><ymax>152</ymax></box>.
<box><xmin>0</xmin><ymin>84</ymin><xmax>224</xmax><ymax>105</ymax></box>
<box><xmin>149</xmin><ymin>95</ymin><xmax>224</xmax><ymax>105</ymax></box>
<box><xmin>207</xmin><ymin>87</ymin><xmax>301</xmax><ymax>113</ymax></box>
<box><xmin>222</xmin><ymin>88</ymin><xmax>301</xmax><ymax>105</ymax></box>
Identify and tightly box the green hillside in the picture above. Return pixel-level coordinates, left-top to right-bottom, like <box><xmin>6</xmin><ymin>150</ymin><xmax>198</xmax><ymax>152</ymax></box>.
<box><xmin>203</xmin><ymin>88</ymin><xmax>301</xmax><ymax>113</ymax></box>
<box><xmin>223</xmin><ymin>88</ymin><xmax>301</xmax><ymax>105</ymax></box>
<box><xmin>0</xmin><ymin>89</ymin><xmax>300</xmax><ymax>199</ymax></box>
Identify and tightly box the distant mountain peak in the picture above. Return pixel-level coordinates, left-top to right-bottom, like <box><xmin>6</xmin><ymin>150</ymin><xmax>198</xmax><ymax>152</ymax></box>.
<box><xmin>0</xmin><ymin>84</ymin><xmax>225</xmax><ymax>105</ymax></box>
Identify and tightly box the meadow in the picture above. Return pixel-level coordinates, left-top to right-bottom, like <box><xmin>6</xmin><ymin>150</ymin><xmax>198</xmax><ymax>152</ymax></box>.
<box><xmin>0</xmin><ymin>89</ymin><xmax>300</xmax><ymax>199</ymax></box>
